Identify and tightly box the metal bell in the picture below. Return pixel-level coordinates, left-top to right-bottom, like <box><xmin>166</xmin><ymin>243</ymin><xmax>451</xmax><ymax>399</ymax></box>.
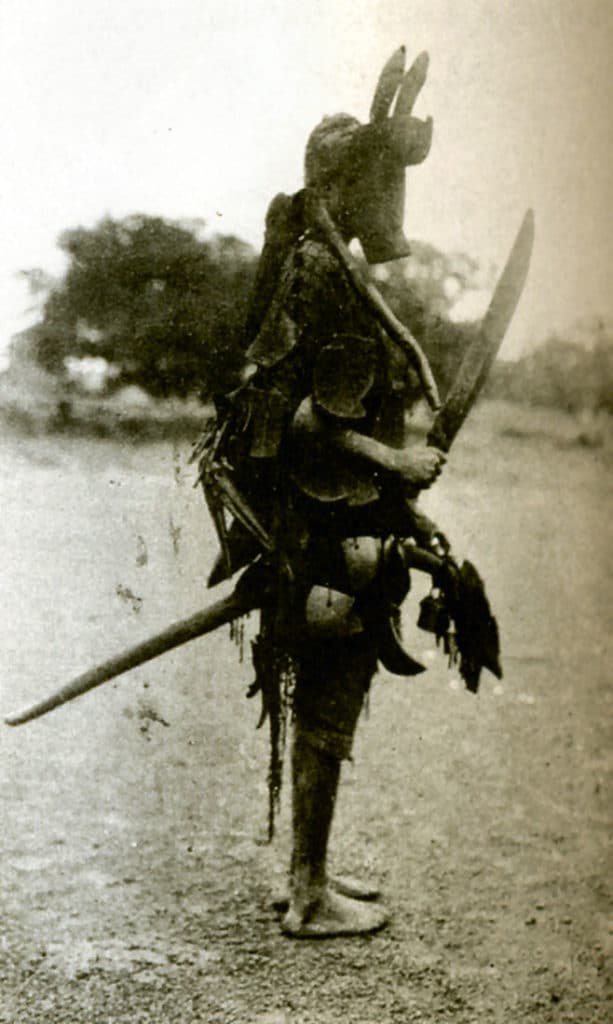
<box><xmin>417</xmin><ymin>588</ymin><xmax>449</xmax><ymax>636</ymax></box>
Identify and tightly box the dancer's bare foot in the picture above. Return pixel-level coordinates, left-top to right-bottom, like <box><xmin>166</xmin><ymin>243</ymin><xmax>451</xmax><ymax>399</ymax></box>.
<box><xmin>272</xmin><ymin>874</ymin><xmax>380</xmax><ymax>913</ymax></box>
<box><xmin>280</xmin><ymin>886</ymin><xmax>389</xmax><ymax>938</ymax></box>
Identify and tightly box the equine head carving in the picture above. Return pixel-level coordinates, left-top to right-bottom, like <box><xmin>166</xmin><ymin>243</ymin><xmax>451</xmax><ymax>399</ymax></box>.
<box><xmin>304</xmin><ymin>47</ymin><xmax>433</xmax><ymax>263</ymax></box>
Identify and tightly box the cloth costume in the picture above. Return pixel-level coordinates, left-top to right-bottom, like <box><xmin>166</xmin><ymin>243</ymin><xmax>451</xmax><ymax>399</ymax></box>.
<box><xmin>198</xmin><ymin>193</ymin><xmax>442</xmax><ymax>830</ymax></box>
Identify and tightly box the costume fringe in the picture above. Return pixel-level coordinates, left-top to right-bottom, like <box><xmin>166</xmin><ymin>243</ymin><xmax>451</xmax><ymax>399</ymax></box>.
<box><xmin>266</xmin><ymin>649</ymin><xmax>296</xmax><ymax>842</ymax></box>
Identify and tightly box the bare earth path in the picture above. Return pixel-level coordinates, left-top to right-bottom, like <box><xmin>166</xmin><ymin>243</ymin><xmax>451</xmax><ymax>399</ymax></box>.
<box><xmin>0</xmin><ymin>402</ymin><xmax>611</xmax><ymax>1023</ymax></box>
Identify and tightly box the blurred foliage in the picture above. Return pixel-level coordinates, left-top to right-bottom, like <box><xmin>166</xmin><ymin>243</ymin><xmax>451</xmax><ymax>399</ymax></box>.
<box><xmin>22</xmin><ymin>214</ymin><xmax>258</xmax><ymax>397</ymax></box>
<box><xmin>13</xmin><ymin>212</ymin><xmax>612</xmax><ymax>416</ymax></box>
<box><xmin>486</xmin><ymin>320</ymin><xmax>613</xmax><ymax>414</ymax></box>
<box><xmin>376</xmin><ymin>241</ymin><xmax>481</xmax><ymax>398</ymax></box>
<box><xmin>393</xmin><ymin>241</ymin><xmax>482</xmax><ymax>320</ymax></box>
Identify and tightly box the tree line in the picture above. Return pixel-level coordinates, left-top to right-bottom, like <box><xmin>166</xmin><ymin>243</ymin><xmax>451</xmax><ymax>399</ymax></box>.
<box><xmin>12</xmin><ymin>213</ymin><xmax>613</xmax><ymax>415</ymax></box>
<box><xmin>18</xmin><ymin>214</ymin><xmax>258</xmax><ymax>398</ymax></box>
<box><xmin>486</xmin><ymin>323</ymin><xmax>613</xmax><ymax>415</ymax></box>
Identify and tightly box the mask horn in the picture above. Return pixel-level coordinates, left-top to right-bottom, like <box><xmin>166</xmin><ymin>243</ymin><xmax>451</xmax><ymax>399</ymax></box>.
<box><xmin>369</xmin><ymin>46</ymin><xmax>406</xmax><ymax>122</ymax></box>
<box><xmin>394</xmin><ymin>50</ymin><xmax>429</xmax><ymax>117</ymax></box>
<box><xmin>388</xmin><ymin>114</ymin><xmax>434</xmax><ymax>166</ymax></box>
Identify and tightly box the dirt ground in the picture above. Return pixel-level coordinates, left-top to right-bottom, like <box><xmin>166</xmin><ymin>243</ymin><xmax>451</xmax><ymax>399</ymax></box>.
<box><xmin>0</xmin><ymin>401</ymin><xmax>611</xmax><ymax>1023</ymax></box>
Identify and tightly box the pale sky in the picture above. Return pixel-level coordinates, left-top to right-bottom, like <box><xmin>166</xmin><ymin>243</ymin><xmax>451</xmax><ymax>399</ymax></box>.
<box><xmin>0</xmin><ymin>0</ymin><xmax>611</xmax><ymax>361</ymax></box>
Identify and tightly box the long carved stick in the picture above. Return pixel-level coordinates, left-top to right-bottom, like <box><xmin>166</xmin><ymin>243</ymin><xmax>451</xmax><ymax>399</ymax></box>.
<box><xmin>5</xmin><ymin>585</ymin><xmax>258</xmax><ymax>727</ymax></box>
<box><xmin>307</xmin><ymin>194</ymin><xmax>441</xmax><ymax>411</ymax></box>
<box><xmin>4</xmin><ymin>543</ymin><xmax>448</xmax><ymax>728</ymax></box>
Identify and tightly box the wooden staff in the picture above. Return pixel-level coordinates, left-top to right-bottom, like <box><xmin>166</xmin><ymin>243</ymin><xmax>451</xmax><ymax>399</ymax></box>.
<box><xmin>307</xmin><ymin>194</ymin><xmax>441</xmax><ymax>412</ymax></box>
<box><xmin>5</xmin><ymin>585</ymin><xmax>258</xmax><ymax>727</ymax></box>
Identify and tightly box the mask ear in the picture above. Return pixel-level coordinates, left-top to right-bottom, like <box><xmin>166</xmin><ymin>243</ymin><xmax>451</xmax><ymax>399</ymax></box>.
<box><xmin>388</xmin><ymin>51</ymin><xmax>433</xmax><ymax>167</ymax></box>
<box><xmin>386</xmin><ymin>115</ymin><xmax>434</xmax><ymax>167</ymax></box>
<box><xmin>393</xmin><ymin>51</ymin><xmax>429</xmax><ymax>116</ymax></box>
<box><xmin>369</xmin><ymin>47</ymin><xmax>406</xmax><ymax>122</ymax></box>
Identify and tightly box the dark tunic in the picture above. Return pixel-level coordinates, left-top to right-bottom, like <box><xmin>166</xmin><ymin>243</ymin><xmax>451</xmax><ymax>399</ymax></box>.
<box><xmin>208</xmin><ymin>226</ymin><xmax>425</xmax><ymax>759</ymax></box>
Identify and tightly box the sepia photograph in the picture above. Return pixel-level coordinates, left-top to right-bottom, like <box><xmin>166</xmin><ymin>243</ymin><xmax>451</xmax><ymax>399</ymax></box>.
<box><xmin>0</xmin><ymin>2</ymin><xmax>611</xmax><ymax>1021</ymax></box>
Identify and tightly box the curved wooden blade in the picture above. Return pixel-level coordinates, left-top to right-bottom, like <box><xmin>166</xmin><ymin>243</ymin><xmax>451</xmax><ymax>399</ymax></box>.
<box><xmin>428</xmin><ymin>209</ymin><xmax>534</xmax><ymax>451</ymax></box>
